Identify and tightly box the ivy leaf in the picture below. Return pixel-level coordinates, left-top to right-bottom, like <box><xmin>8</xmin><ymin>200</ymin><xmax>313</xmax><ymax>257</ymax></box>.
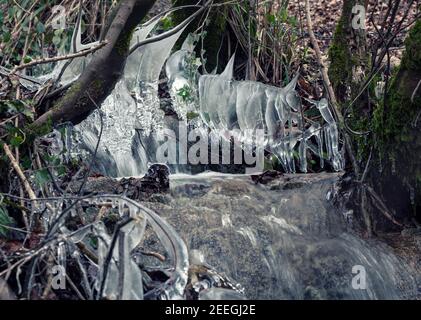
<box><xmin>2</xmin><ymin>31</ymin><xmax>11</xmax><ymax>43</ymax></box>
<box><xmin>36</xmin><ymin>21</ymin><xmax>45</xmax><ymax>34</ymax></box>
<box><xmin>57</xmin><ymin>165</ymin><xmax>67</xmax><ymax>177</ymax></box>
<box><xmin>0</xmin><ymin>206</ymin><xmax>14</xmax><ymax>237</ymax></box>
<box><xmin>34</xmin><ymin>169</ymin><xmax>51</xmax><ymax>186</ymax></box>
<box><xmin>10</xmin><ymin>135</ymin><xmax>24</xmax><ymax>147</ymax></box>
<box><xmin>52</xmin><ymin>35</ymin><xmax>61</xmax><ymax>46</ymax></box>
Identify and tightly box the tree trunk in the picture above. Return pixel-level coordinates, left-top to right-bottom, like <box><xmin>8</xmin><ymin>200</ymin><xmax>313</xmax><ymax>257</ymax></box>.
<box><xmin>31</xmin><ymin>0</ymin><xmax>157</xmax><ymax>132</ymax></box>
<box><xmin>328</xmin><ymin>0</ymin><xmax>368</xmax><ymax>104</ymax></box>
<box><xmin>371</xmin><ymin>19</ymin><xmax>421</xmax><ymax>226</ymax></box>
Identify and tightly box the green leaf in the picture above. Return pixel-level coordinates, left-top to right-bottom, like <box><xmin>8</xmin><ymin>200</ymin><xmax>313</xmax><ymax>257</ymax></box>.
<box><xmin>10</xmin><ymin>135</ymin><xmax>24</xmax><ymax>147</ymax></box>
<box><xmin>267</xmin><ymin>14</ymin><xmax>276</xmax><ymax>24</ymax></box>
<box><xmin>34</xmin><ymin>168</ymin><xmax>51</xmax><ymax>186</ymax></box>
<box><xmin>0</xmin><ymin>206</ymin><xmax>14</xmax><ymax>237</ymax></box>
<box><xmin>2</xmin><ymin>31</ymin><xmax>11</xmax><ymax>43</ymax></box>
<box><xmin>21</xmin><ymin>156</ymin><xmax>32</xmax><ymax>170</ymax></box>
<box><xmin>36</xmin><ymin>21</ymin><xmax>45</xmax><ymax>34</ymax></box>
<box><xmin>57</xmin><ymin>165</ymin><xmax>66</xmax><ymax>177</ymax></box>
<box><xmin>52</xmin><ymin>35</ymin><xmax>61</xmax><ymax>46</ymax></box>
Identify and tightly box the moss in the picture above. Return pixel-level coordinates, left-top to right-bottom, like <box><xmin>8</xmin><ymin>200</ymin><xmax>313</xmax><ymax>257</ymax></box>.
<box><xmin>328</xmin><ymin>1</ymin><xmax>355</xmax><ymax>101</ymax></box>
<box><xmin>370</xmin><ymin>19</ymin><xmax>421</xmax><ymax>217</ymax></box>
<box><xmin>401</xmin><ymin>20</ymin><xmax>421</xmax><ymax>72</ymax></box>
<box><xmin>328</xmin><ymin>22</ymin><xmax>353</xmax><ymax>98</ymax></box>
<box><xmin>53</xmin><ymin>82</ymin><xmax>83</xmax><ymax>113</ymax></box>
<box><xmin>329</xmin><ymin>0</ymin><xmax>369</xmax><ymax>107</ymax></box>
<box><xmin>91</xmin><ymin>79</ymin><xmax>104</xmax><ymax>95</ymax></box>
<box><xmin>25</xmin><ymin>116</ymin><xmax>53</xmax><ymax>141</ymax></box>
<box><xmin>116</xmin><ymin>29</ymin><xmax>134</xmax><ymax>56</ymax></box>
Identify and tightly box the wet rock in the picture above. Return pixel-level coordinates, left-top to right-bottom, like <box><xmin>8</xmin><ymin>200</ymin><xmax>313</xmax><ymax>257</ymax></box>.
<box><xmin>251</xmin><ymin>170</ymin><xmax>283</xmax><ymax>184</ymax></box>
<box><xmin>172</xmin><ymin>183</ymin><xmax>211</xmax><ymax>198</ymax></box>
<box><xmin>68</xmin><ymin>163</ymin><xmax>170</xmax><ymax>201</ymax></box>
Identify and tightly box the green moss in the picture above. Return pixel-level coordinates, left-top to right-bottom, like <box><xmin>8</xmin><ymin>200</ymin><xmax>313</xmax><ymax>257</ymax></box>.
<box><xmin>25</xmin><ymin>116</ymin><xmax>53</xmax><ymax>141</ymax></box>
<box><xmin>401</xmin><ymin>20</ymin><xmax>421</xmax><ymax>72</ymax></box>
<box><xmin>116</xmin><ymin>29</ymin><xmax>134</xmax><ymax>56</ymax></box>
<box><xmin>53</xmin><ymin>82</ymin><xmax>83</xmax><ymax>112</ymax></box>
<box><xmin>328</xmin><ymin>1</ymin><xmax>355</xmax><ymax>102</ymax></box>
<box><xmin>371</xmin><ymin>19</ymin><xmax>421</xmax><ymax>213</ymax></box>
<box><xmin>328</xmin><ymin>23</ymin><xmax>353</xmax><ymax>97</ymax></box>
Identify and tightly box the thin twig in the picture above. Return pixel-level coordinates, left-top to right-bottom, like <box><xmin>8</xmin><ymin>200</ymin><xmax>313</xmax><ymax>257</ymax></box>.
<box><xmin>7</xmin><ymin>41</ymin><xmax>107</xmax><ymax>76</ymax></box>
<box><xmin>365</xmin><ymin>185</ymin><xmax>404</xmax><ymax>227</ymax></box>
<box><xmin>304</xmin><ymin>0</ymin><xmax>360</xmax><ymax>176</ymax></box>
<box><xmin>3</xmin><ymin>144</ymin><xmax>36</xmax><ymax>200</ymax></box>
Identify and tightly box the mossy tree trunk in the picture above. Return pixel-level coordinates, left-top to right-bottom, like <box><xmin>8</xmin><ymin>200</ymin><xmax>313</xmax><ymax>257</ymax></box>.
<box><xmin>328</xmin><ymin>0</ymin><xmax>368</xmax><ymax>104</ymax></box>
<box><xmin>31</xmin><ymin>0</ymin><xmax>157</xmax><ymax>133</ymax></box>
<box><xmin>371</xmin><ymin>19</ymin><xmax>421</xmax><ymax>225</ymax></box>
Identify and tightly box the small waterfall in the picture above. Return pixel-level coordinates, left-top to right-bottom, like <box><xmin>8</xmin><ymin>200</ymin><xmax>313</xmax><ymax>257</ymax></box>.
<box><xmin>73</xmin><ymin>21</ymin><xmax>187</xmax><ymax>177</ymax></box>
<box><xmin>148</xmin><ymin>173</ymin><xmax>419</xmax><ymax>299</ymax></box>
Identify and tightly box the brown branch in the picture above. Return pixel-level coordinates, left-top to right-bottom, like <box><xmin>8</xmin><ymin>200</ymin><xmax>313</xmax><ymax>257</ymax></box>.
<box><xmin>33</xmin><ymin>0</ymin><xmax>158</xmax><ymax>129</ymax></box>
<box><xmin>365</xmin><ymin>185</ymin><xmax>404</xmax><ymax>228</ymax></box>
<box><xmin>304</xmin><ymin>0</ymin><xmax>360</xmax><ymax>176</ymax></box>
<box><xmin>8</xmin><ymin>41</ymin><xmax>108</xmax><ymax>76</ymax></box>
<box><xmin>3</xmin><ymin>144</ymin><xmax>36</xmax><ymax>200</ymax></box>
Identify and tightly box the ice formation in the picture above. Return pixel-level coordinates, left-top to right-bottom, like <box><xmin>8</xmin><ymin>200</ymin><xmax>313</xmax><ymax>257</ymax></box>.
<box><xmin>24</xmin><ymin>195</ymin><xmax>189</xmax><ymax>300</ymax></box>
<box><xmin>195</xmin><ymin>55</ymin><xmax>344</xmax><ymax>172</ymax></box>
<box><xmin>30</xmin><ymin>15</ymin><xmax>344</xmax><ymax>176</ymax></box>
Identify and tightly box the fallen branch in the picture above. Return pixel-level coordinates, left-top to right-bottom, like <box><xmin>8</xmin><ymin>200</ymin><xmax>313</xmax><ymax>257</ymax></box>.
<box><xmin>33</xmin><ymin>0</ymin><xmax>158</xmax><ymax>128</ymax></box>
<box><xmin>365</xmin><ymin>185</ymin><xmax>404</xmax><ymax>228</ymax></box>
<box><xmin>3</xmin><ymin>144</ymin><xmax>36</xmax><ymax>200</ymax></box>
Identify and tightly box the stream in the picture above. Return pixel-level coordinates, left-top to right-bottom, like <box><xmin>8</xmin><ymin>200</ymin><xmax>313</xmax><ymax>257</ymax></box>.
<box><xmin>23</xmin><ymin>14</ymin><xmax>421</xmax><ymax>300</ymax></box>
<box><xmin>137</xmin><ymin>172</ymin><xmax>419</xmax><ymax>299</ymax></box>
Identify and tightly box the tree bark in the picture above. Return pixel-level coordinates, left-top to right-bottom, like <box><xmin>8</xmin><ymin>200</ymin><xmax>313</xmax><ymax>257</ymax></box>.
<box><xmin>32</xmin><ymin>0</ymin><xmax>157</xmax><ymax>130</ymax></box>
<box><xmin>371</xmin><ymin>18</ymin><xmax>421</xmax><ymax>226</ymax></box>
<box><xmin>328</xmin><ymin>0</ymin><xmax>368</xmax><ymax>104</ymax></box>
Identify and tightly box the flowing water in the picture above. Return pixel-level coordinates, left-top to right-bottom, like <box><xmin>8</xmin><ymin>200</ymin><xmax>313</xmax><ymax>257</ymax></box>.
<box><xmin>140</xmin><ymin>172</ymin><xmax>419</xmax><ymax>299</ymax></box>
<box><xmin>26</xmin><ymin>17</ymin><xmax>420</xmax><ymax>300</ymax></box>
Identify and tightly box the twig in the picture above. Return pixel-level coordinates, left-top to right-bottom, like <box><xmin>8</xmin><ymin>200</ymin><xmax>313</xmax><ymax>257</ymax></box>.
<box><xmin>365</xmin><ymin>185</ymin><xmax>404</xmax><ymax>227</ymax></box>
<box><xmin>77</xmin><ymin>92</ymin><xmax>104</xmax><ymax>196</ymax></box>
<box><xmin>3</xmin><ymin>144</ymin><xmax>36</xmax><ymax>200</ymax></box>
<box><xmin>140</xmin><ymin>250</ymin><xmax>166</xmax><ymax>262</ymax></box>
<box><xmin>360</xmin><ymin>187</ymin><xmax>372</xmax><ymax>237</ymax></box>
<box><xmin>7</xmin><ymin>41</ymin><xmax>108</xmax><ymax>77</ymax></box>
<box><xmin>304</xmin><ymin>0</ymin><xmax>360</xmax><ymax>176</ymax></box>
<box><xmin>411</xmin><ymin>79</ymin><xmax>421</xmax><ymax>103</ymax></box>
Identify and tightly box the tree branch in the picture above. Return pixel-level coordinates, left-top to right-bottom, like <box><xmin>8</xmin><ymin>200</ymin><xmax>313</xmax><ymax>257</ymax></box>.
<box><xmin>8</xmin><ymin>41</ymin><xmax>107</xmax><ymax>77</ymax></box>
<box><xmin>32</xmin><ymin>0</ymin><xmax>157</xmax><ymax>129</ymax></box>
<box><xmin>3</xmin><ymin>144</ymin><xmax>36</xmax><ymax>200</ymax></box>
